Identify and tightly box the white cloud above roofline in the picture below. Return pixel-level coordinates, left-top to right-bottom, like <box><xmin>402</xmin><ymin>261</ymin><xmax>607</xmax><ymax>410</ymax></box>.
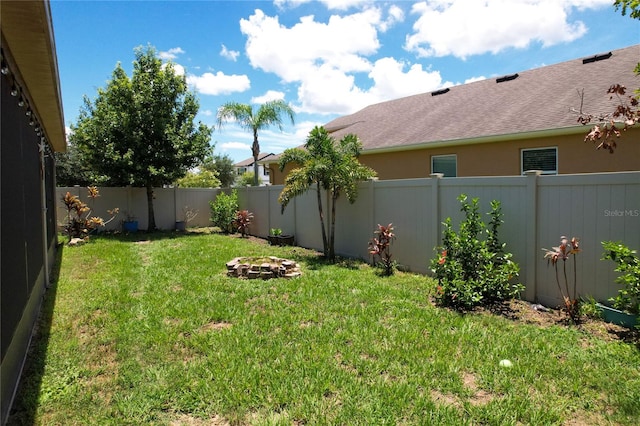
<box><xmin>186</xmin><ymin>71</ymin><xmax>251</xmax><ymax>95</ymax></box>
<box><xmin>403</xmin><ymin>0</ymin><xmax>611</xmax><ymax>59</ymax></box>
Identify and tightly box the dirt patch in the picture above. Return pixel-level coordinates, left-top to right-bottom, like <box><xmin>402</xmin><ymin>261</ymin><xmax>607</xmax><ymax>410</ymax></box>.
<box><xmin>169</xmin><ymin>414</ymin><xmax>230</xmax><ymax>426</ymax></box>
<box><xmin>480</xmin><ymin>300</ymin><xmax>639</xmax><ymax>346</ymax></box>
<box><xmin>200</xmin><ymin>321</ymin><xmax>233</xmax><ymax>332</ymax></box>
<box><xmin>430</xmin><ymin>389</ymin><xmax>460</xmax><ymax>409</ymax></box>
<box><xmin>461</xmin><ymin>371</ymin><xmax>495</xmax><ymax>406</ymax></box>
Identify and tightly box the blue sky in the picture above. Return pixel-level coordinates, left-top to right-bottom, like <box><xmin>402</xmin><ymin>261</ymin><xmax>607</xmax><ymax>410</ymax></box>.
<box><xmin>51</xmin><ymin>0</ymin><xmax>639</xmax><ymax>164</ymax></box>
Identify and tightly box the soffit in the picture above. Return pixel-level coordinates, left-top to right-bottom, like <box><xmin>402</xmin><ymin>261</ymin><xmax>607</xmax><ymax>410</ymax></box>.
<box><xmin>1</xmin><ymin>1</ymin><xmax>66</xmax><ymax>152</ymax></box>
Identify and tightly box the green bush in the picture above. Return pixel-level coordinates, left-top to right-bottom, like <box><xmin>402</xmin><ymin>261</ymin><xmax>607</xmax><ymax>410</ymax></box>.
<box><xmin>430</xmin><ymin>194</ymin><xmax>522</xmax><ymax>310</ymax></box>
<box><xmin>236</xmin><ymin>171</ymin><xmax>256</xmax><ymax>187</ymax></box>
<box><xmin>209</xmin><ymin>190</ymin><xmax>239</xmax><ymax>233</ymax></box>
<box><xmin>602</xmin><ymin>241</ymin><xmax>640</xmax><ymax>315</ymax></box>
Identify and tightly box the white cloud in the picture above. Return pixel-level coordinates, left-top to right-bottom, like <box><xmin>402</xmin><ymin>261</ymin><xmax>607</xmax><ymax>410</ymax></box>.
<box><xmin>240</xmin><ymin>8</ymin><xmax>381</xmax><ymax>82</ymax></box>
<box><xmin>220</xmin><ymin>44</ymin><xmax>240</xmax><ymax>61</ymax></box>
<box><xmin>404</xmin><ymin>0</ymin><xmax>611</xmax><ymax>59</ymax></box>
<box><xmin>274</xmin><ymin>0</ymin><xmax>373</xmax><ymax>11</ymax></box>
<box><xmin>186</xmin><ymin>72</ymin><xmax>251</xmax><ymax>95</ymax></box>
<box><xmin>241</xmin><ymin>8</ymin><xmax>445</xmax><ymax>115</ymax></box>
<box><xmin>162</xmin><ymin>62</ymin><xmax>185</xmax><ymax>76</ymax></box>
<box><xmin>294</xmin><ymin>57</ymin><xmax>449</xmax><ymax>115</ymax></box>
<box><xmin>367</xmin><ymin>57</ymin><xmax>448</xmax><ymax>100</ymax></box>
<box><xmin>200</xmin><ymin>109</ymin><xmax>214</xmax><ymax>116</ymax></box>
<box><xmin>159</xmin><ymin>47</ymin><xmax>185</xmax><ymax>60</ymax></box>
<box><xmin>220</xmin><ymin>141</ymin><xmax>251</xmax><ymax>151</ymax></box>
<box><xmin>379</xmin><ymin>4</ymin><xmax>405</xmax><ymax>32</ymax></box>
<box><xmin>464</xmin><ymin>76</ymin><xmax>487</xmax><ymax>84</ymax></box>
<box><xmin>251</xmin><ymin>90</ymin><xmax>286</xmax><ymax>104</ymax></box>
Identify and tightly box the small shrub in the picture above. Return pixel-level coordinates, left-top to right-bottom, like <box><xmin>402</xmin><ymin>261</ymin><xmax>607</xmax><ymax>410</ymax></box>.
<box><xmin>368</xmin><ymin>223</ymin><xmax>396</xmax><ymax>276</ymax></box>
<box><xmin>234</xmin><ymin>210</ymin><xmax>254</xmax><ymax>237</ymax></box>
<box><xmin>270</xmin><ymin>228</ymin><xmax>282</xmax><ymax>236</ymax></box>
<box><xmin>580</xmin><ymin>295</ymin><xmax>603</xmax><ymax>320</ymax></box>
<box><xmin>542</xmin><ymin>236</ymin><xmax>581</xmax><ymax>322</ymax></box>
<box><xmin>602</xmin><ymin>241</ymin><xmax>640</xmax><ymax>315</ymax></box>
<box><xmin>210</xmin><ymin>190</ymin><xmax>239</xmax><ymax>233</ymax></box>
<box><xmin>430</xmin><ymin>194</ymin><xmax>522</xmax><ymax>310</ymax></box>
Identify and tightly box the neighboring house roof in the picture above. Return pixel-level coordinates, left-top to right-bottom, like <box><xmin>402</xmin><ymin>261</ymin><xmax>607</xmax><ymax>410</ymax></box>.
<box><xmin>235</xmin><ymin>153</ymin><xmax>275</xmax><ymax>167</ymax></box>
<box><xmin>324</xmin><ymin>44</ymin><xmax>640</xmax><ymax>154</ymax></box>
<box><xmin>1</xmin><ymin>1</ymin><xmax>66</xmax><ymax>152</ymax></box>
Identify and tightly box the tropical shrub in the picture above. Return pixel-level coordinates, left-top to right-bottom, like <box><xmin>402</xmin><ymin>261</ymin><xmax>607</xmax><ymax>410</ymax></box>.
<box><xmin>234</xmin><ymin>210</ymin><xmax>254</xmax><ymax>238</ymax></box>
<box><xmin>368</xmin><ymin>223</ymin><xmax>396</xmax><ymax>276</ymax></box>
<box><xmin>543</xmin><ymin>236</ymin><xmax>581</xmax><ymax>322</ymax></box>
<box><xmin>602</xmin><ymin>241</ymin><xmax>640</xmax><ymax>315</ymax></box>
<box><xmin>210</xmin><ymin>190</ymin><xmax>239</xmax><ymax>233</ymax></box>
<box><xmin>61</xmin><ymin>186</ymin><xmax>118</xmax><ymax>242</ymax></box>
<box><xmin>431</xmin><ymin>194</ymin><xmax>522</xmax><ymax>310</ymax></box>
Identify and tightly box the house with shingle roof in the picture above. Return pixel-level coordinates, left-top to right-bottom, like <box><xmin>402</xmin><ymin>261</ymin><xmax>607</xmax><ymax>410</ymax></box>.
<box><xmin>267</xmin><ymin>44</ymin><xmax>639</xmax><ymax>184</ymax></box>
<box><xmin>234</xmin><ymin>153</ymin><xmax>275</xmax><ymax>186</ymax></box>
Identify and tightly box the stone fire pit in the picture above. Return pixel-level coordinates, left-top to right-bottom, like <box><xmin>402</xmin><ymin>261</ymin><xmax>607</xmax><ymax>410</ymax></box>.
<box><xmin>226</xmin><ymin>256</ymin><xmax>301</xmax><ymax>280</ymax></box>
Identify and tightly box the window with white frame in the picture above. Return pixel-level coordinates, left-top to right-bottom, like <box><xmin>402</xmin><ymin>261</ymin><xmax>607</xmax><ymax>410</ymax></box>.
<box><xmin>521</xmin><ymin>147</ymin><xmax>557</xmax><ymax>175</ymax></box>
<box><xmin>432</xmin><ymin>154</ymin><xmax>457</xmax><ymax>177</ymax></box>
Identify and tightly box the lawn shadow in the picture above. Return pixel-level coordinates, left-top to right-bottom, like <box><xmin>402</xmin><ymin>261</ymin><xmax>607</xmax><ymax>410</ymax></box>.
<box><xmin>287</xmin><ymin>250</ymin><xmax>368</xmax><ymax>271</ymax></box>
<box><xmin>7</xmin><ymin>244</ymin><xmax>64</xmax><ymax>425</ymax></box>
<box><xmin>607</xmin><ymin>327</ymin><xmax>640</xmax><ymax>350</ymax></box>
<box><xmin>90</xmin><ymin>228</ymin><xmax>217</xmax><ymax>244</ymax></box>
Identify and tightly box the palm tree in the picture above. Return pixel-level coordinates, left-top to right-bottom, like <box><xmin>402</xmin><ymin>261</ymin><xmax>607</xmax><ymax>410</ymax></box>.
<box><xmin>278</xmin><ymin>126</ymin><xmax>377</xmax><ymax>261</ymax></box>
<box><xmin>216</xmin><ymin>100</ymin><xmax>295</xmax><ymax>186</ymax></box>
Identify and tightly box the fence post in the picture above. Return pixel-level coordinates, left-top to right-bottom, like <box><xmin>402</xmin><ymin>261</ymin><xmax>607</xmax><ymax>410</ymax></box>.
<box><xmin>430</xmin><ymin>173</ymin><xmax>444</xmax><ymax>248</ymax></box>
<box><xmin>524</xmin><ymin>170</ymin><xmax>542</xmax><ymax>302</ymax></box>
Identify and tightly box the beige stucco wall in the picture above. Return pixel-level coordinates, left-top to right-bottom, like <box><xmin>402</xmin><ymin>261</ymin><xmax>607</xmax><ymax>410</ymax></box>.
<box><xmin>270</xmin><ymin>128</ymin><xmax>640</xmax><ymax>184</ymax></box>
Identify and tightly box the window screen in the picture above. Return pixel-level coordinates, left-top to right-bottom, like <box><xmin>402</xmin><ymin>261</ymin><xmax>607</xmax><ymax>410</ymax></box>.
<box><xmin>432</xmin><ymin>155</ymin><xmax>457</xmax><ymax>177</ymax></box>
<box><xmin>522</xmin><ymin>148</ymin><xmax>557</xmax><ymax>174</ymax></box>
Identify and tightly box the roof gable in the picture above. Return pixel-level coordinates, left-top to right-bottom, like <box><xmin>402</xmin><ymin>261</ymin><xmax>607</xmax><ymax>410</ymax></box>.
<box><xmin>234</xmin><ymin>153</ymin><xmax>275</xmax><ymax>167</ymax></box>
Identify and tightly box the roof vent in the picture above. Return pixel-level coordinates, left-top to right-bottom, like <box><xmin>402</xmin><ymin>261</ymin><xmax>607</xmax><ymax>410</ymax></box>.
<box><xmin>496</xmin><ymin>73</ymin><xmax>519</xmax><ymax>83</ymax></box>
<box><xmin>582</xmin><ymin>52</ymin><xmax>612</xmax><ymax>64</ymax></box>
<box><xmin>431</xmin><ymin>88</ymin><xmax>450</xmax><ymax>96</ymax></box>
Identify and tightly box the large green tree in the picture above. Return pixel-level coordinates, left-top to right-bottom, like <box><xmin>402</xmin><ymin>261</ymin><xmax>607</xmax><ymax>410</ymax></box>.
<box><xmin>278</xmin><ymin>126</ymin><xmax>376</xmax><ymax>261</ymax></box>
<box><xmin>200</xmin><ymin>152</ymin><xmax>236</xmax><ymax>187</ymax></box>
<box><xmin>216</xmin><ymin>100</ymin><xmax>294</xmax><ymax>186</ymax></box>
<box><xmin>55</xmin><ymin>142</ymin><xmax>106</xmax><ymax>187</ymax></box>
<box><xmin>70</xmin><ymin>46</ymin><xmax>211</xmax><ymax>230</ymax></box>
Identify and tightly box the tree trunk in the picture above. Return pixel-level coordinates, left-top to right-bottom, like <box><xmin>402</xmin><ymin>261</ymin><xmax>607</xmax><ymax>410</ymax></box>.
<box><xmin>329</xmin><ymin>191</ymin><xmax>337</xmax><ymax>262</ymax></box>
<box><xmin>315</xmin><ymin>183</ymin><xmax>328</xmax><ymax>257</ymax></box>
<box><xmin>146</xmin><ymin>183</ymin><xmax>156</xmax><ymax>231</ymax></box>
<box><xmin>252</xmin><ymin>130</ymin><xmax>259</xmax><ymax>186</ymax></box>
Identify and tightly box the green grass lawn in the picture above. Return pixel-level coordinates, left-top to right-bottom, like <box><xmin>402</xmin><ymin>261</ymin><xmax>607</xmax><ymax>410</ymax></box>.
<box><xmin>9</xmin><ymin>231</ymin><xmax>640</xmax><ymax>425</ymax></box>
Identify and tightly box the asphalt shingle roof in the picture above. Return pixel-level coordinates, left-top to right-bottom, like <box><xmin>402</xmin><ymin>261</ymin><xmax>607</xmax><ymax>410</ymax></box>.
<box><xmin>324</xmin><ymin>44</ymin><xmax>640</xmax><ymax>152</ymax></box>
<box><xmin>235</xmin><ymin>153</ymin><xmax>275</xmax><ymax>167</ymax></box>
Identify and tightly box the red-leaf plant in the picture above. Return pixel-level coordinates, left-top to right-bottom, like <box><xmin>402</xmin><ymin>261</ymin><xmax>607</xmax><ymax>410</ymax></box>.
<box><xmin>543</xmin><ymin>236</ymin><xmax>581</xmax><ymax>322</ymax></box>
<box><xmin>234</xmin><ymin>210</ymin><xmax>254</xmax><ymax>238</ymax></box>
<box><xmin>368</xmin><ymin>223</ymin><xmax>396</xmax><ymax>276</ymax></box>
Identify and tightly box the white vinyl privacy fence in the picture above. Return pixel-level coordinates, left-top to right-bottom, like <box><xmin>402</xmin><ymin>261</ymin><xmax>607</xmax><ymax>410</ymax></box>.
<box><xmin>57</xmin><ymin>171</ymin><xmax>640</xmax><ymax>306</ymax></box>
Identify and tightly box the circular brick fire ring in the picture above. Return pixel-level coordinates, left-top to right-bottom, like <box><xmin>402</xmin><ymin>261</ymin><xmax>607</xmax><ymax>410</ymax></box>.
<box><xmin>226</xmin><ymin>256</ymin><xmax>301</xmax><ymax>280</ymax></box>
